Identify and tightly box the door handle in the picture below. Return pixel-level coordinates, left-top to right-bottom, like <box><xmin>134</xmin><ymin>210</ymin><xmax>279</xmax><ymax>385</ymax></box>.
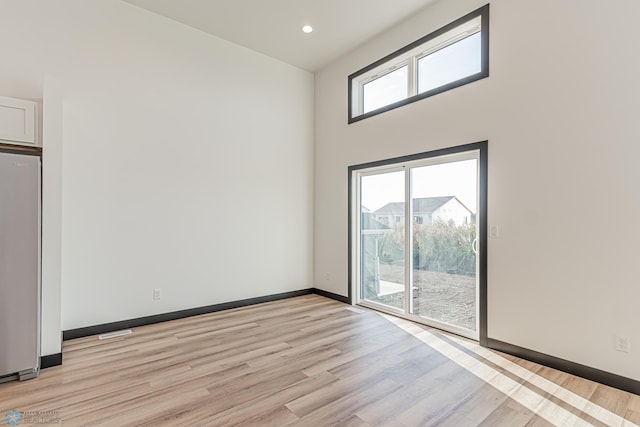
<box><xmin>471</xmin><ymin>238</ymin><xmax>478</xmax><ymax>255</ymax></box>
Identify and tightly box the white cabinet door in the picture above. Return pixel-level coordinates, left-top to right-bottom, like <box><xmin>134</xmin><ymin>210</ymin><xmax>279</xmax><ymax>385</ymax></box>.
<box><xmin>0</xmin><ymin>96</ymin><xmax>37</xmax><ymax>146</ymax></box>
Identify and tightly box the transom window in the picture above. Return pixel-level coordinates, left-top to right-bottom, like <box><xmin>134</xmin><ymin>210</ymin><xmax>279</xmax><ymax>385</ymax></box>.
<box><xmin>348</xmin><ymin>5</ymin><xmax>489</xmax><ymax>123</ymax></box>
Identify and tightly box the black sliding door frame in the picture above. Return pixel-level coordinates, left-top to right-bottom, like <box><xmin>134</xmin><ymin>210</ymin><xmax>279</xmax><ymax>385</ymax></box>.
<box><xmin>348</xmin><ymin>141</ymin><xmax>488</xmax><ymax>345</ymax></box>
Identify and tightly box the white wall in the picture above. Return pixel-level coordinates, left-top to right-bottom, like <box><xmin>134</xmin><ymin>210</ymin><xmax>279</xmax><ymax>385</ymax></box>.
<box><xmin>40</xmin><ymin>78</ymin><xmax>64</xmax><ymax>356</ymax></box>
<box><xmin>0</xmin><ymin>0</ymin><xmax>314</xmax><ymax>354</ymax></box>
<box><xmin>315</xmin><ymin>0</ymin><xmax>640</xmax><ymax>381</ymax></box>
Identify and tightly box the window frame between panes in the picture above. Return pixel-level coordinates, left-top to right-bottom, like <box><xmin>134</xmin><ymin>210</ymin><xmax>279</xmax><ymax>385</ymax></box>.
<box><xmin>348</xmin><ymin>4</ymin><xmax>489</xmax><ymax>124</ymax></box>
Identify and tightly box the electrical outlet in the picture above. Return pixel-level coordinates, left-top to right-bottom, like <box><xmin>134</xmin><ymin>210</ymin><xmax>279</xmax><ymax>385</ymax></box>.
<box><xmin>615</xmin><ymin>334</ymin><xmax>630</xmax><ymax>353</ymax></box>
<box><xmin>325</xmin><ymin>272</ymin><xmax>330</xmax><ymax>281</ymax></box>
<box><xmin>153</xmin><ymin>288</ymin><xmax>161</xmax><ymax>301</ymax></box>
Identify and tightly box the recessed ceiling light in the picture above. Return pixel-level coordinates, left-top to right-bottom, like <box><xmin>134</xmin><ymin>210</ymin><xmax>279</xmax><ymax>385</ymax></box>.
<box><xmin>302</xmin><ymin>25</ymin><xmax>313</xmax><ymax>34</ymax></box>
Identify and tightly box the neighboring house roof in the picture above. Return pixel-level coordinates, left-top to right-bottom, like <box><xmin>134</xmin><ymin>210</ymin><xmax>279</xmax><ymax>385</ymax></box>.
<box><xmin>361</xmin><ymin>213</ymin><xmax>393</xmax><ymax>233</ymax></box>
<box><xmin>374</xmin><ymin>196</ymin><xmax>474</xmax><ymax>215</ymax></box>
<box><xmin>373</xmin><ymin>201</ymin><xmax>405</xmax><ymax>216</ymax></box>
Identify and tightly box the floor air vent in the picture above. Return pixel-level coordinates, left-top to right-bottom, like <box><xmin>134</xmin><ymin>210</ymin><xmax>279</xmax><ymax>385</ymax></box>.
<box><xmin>99</xmin><ymin>330</ymin><xmax>133</xmax><ymax>340</ymax></box>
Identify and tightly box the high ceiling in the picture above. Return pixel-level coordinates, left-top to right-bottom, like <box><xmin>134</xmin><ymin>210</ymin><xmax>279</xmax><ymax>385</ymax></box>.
<box><xmin>123</xmin><ymin>0</ymin><xmax>436</xmax><ymax>72</ymax></box>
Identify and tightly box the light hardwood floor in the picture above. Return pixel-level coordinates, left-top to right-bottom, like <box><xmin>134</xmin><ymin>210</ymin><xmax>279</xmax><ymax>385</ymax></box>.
<box><xmin>1</xmin><ymin>295</ymin><xmax>638</xmax><ymax>426</ymax></box>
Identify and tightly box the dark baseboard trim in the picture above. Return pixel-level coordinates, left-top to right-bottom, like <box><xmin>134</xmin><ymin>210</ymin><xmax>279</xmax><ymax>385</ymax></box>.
<box><xmin>312</xmin><ymin>288</ymin><xmax>350</xmax><ymax>304</ymax></box>
<box><xmin>487</xmin><ymin>338</ymin><xmax>640</xmax><ymax>396</ymax></box>
<box><xmin>63</xmin><ymin>289</ymin><xmax>314</xmax><ymax>341</ymax></box>
<box><xmin>40</xmin><ymin>353</ymin><xmax>62</xmax><ymax>369</ymax></box>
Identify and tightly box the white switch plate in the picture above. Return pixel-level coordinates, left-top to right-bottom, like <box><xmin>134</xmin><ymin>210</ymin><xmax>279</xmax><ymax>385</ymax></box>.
<box><xmin>615</xmin><ymin>334</ymin><xmax>631</xmax><ymax>353</ymax></box>
<box><xmin>153</xmin><ymin>289</ymin><xmax>161</xmax><ymax>301</ymax></box>
<box><xmin>490</xmin><ymin>225</ymin><xmax>499</xmax><ymax>238</ymax></box>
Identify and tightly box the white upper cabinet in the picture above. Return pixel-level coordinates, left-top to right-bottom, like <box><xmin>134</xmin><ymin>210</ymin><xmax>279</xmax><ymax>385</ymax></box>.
<box><xmin>0</xmin><ymin>96</ymin><xmax>38</xmax><ymax>146</ymax></box>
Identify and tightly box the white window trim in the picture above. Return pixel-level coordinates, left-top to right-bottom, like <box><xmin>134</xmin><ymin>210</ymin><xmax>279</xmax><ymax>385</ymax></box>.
<box><xmin>348</xmin><ymin>5</ymin><xmax>489</xmax><ymax>123</ymax></box>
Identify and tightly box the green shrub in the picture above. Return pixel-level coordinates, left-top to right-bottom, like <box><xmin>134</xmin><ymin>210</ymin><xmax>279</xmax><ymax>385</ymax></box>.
<box><xmin>378</xmin><ymin>224</ymin><xmax>405</xmax><ymax>265</ymax></box>
<box><xmin>378</xmin><ymin>220</ymin><xmax>476</xmax><ymax>275</ymax></box>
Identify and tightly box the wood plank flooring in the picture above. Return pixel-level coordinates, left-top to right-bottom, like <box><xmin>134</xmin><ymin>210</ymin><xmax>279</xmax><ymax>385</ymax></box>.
<box><xmin>0</xmin><ymin>295</ymin><xmax>638</xmax><ymax>426</ymax></box>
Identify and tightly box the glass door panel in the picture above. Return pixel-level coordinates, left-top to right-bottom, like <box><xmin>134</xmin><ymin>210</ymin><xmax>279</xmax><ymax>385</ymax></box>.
<box><xmin>409</xmin><ymin>158</ymin><xmax>478</xmax><ymax>332</ymax></box>
<box><xmin>359</xmin><ymin>170</ymin><xmax>405</xmax><ymax>311</ymax></box>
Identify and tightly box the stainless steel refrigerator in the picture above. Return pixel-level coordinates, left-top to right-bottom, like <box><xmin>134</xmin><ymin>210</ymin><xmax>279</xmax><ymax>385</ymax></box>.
<box><xmin>0</xmin><ymin>149</ymin><xmax>41</xmax><ymax>382</ymax></box>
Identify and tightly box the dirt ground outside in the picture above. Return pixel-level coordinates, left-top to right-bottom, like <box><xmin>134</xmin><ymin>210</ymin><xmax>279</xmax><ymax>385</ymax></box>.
<box><xmin>371</xmin><ymin>263</ymin><xmax>476</xmax><ymax>331</ymax></box>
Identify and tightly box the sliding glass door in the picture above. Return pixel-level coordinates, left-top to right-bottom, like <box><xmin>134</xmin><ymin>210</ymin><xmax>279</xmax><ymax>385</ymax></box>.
<box><xmin>408</xmin><ymin>158</ymin><xmax>478</xmax><ymax>334</ymax></box>
<box><xmin>353</xmin><ymin>146</ymin><xmax>484</xmax><ymax>340</ymax></box>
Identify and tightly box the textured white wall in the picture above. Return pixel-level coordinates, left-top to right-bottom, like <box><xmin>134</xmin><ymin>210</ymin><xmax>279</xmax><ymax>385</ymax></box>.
<box><xmin>0</xmin><ymin>0</ymin><xmax>314</xmax><ymax>354</ymax></box>
<box><xmin>315</xmin><ymin>0</ymin><xmax>640</xmax><ymax>381</ymax></box>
